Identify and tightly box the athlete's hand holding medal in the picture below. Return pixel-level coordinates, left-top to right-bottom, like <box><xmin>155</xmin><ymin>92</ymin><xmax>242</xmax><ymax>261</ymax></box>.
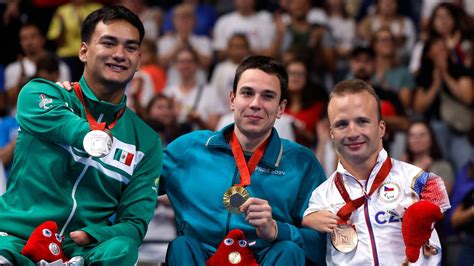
<box><xmin>240</xmin><ymin>197</ymin><xmax>278</xmax><ymax>242</ymax></box>
<box><xmin>330</xmin><ymin>156</ymin><xmax>393</xmax><ymax>253</ymax></box>
<box><xmin>222</xmin><ymin>131</ymin><xmax>278</xmax><ymax>242</ymax></box>
<box><xmin>330</xmin><ymin>220</ymin><xmax>358</xmax><ymax>253</ymax></box>
<box><xmin>305</xmin><ymin>210</ymin><xmax>339</xmax><ymax>233</ymax></box>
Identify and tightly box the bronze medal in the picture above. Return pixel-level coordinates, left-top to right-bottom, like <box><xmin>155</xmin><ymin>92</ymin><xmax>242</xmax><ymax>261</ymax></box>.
<box><xmin>331</xmin><ymin>224</ymin><xmax>358</xmax><ymax>253</ymax></box>
<box><xmin>223</xmin><ymin>186</ymin><xmax>249</xmax><ymax>214</ymax></box>
<box><xmin>331</xmin><ymin>157</ymin><xmax>392</xmax><ymax>253</ymax></box>
<box><xmin>228</xmin><ymin>251</ymin><xmax>242</xmax><ymax>264</ymax></box>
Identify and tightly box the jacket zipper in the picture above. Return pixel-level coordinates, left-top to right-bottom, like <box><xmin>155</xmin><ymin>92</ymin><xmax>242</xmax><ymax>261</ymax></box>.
<box><xmin>59</xmin><ymin>114</ymin><xmax>104</xmax><ymax>236</ymax></box>
<box><xmin>363</xmin><ymin>181</ymin><xmax>379</xmax><ymax>266</ymax></box>
<box><xmin>59</xmin><ymin>163</ymin><xmax>90</xmax><ymax>236</ymax></box>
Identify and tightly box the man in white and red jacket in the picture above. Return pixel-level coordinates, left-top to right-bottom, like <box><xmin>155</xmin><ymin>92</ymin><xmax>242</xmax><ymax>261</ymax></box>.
<box><xmin>303</xmin><ymin>79</ymin><xmax>450</xmax><ymax>265</ymax></box>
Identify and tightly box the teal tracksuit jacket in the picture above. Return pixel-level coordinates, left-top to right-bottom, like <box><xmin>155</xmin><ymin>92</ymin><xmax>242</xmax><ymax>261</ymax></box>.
<box><xmin>160</xmin><ymin>124</ymin><xmax>327</xmax><ymax>264</ymax></box>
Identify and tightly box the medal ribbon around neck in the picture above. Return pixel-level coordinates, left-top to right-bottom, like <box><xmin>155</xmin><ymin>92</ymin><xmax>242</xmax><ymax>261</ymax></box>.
<box><xmin>229</xmin><ymin>131</ymin><xmax>270</xmax><ymax>187</ymax></box>
<box><xmin>335</xmin><ymin>156</ymin><xmax>392</xmax><ymax>223</ymax></box>
<box><xmin>73</xmin><ymin>82</ymin><xmax>125</xmax><ymax>131</ymax></box>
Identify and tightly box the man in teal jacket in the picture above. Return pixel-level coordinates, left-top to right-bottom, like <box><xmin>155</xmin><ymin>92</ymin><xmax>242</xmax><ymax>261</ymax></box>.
<box><xmin>160</xmin><ymin>55</ymin><xmax>326</xmax><ymax>265</ymax></box>
<box><xmin>0</xmin><ymin>6</ymin><xmax>162</xmax><ymax>265</ymax></box>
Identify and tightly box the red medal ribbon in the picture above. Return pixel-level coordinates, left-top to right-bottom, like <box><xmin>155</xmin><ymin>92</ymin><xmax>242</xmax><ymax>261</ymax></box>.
<box><xmin>73</xmin><ymin>82</ymin><xmax>125</xmax><ymax>131</ymax></box>
<box><xmin>335</xmin><ymin>156</ymin><xmax>392</xmax><ymax>222</ymax></box>
<box><xmin>229</xmin><ymin>131</ymin><xmax>270</xmax><ymax>187</ymax></box>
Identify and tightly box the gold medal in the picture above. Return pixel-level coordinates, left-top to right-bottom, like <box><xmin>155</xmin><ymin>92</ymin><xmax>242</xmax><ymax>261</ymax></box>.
<box><xmin>223</xmin><ymin>186</ymin><xmax>249</xmax><ymax>213</ymax></box>
<box><xmin>228</xmin><ymin>251</ymin><xmax>242</xmax><ymax>264</ymax></box>
<box><xmin>331</xmin><ymin>224</ymin><xmax>358</xmax><ymax>253</ymax></box>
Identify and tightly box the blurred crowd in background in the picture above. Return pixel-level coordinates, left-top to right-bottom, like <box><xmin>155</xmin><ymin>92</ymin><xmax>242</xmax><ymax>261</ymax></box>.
<box><xmin>0</xmin><ymin>0</ymin><xmax>472</xmax><ymax>265</ymax></box>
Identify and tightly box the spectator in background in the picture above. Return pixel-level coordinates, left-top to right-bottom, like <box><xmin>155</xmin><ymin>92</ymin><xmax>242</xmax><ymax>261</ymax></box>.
<box><xmin>5</xmin><ymin>23</ymin><xmax>70</xmax><ymax>112</ymax></box>
<box><xmin>33</xmin><ymin>53</ymin><xmax>60</xmax><ymax>82</ymax></box>
<box><xmin>0</xmin><ymin>0</ymin><xmax>62</xmax><ymax>66</ymax></box>
<box><xmin>413</xmin><ymin>36</ymin><xmax>473</xmax><ymax>171</ymax></box>
<box><xmin>371</xmin><ymin>28</ymin><xmax>414</xmax><ymax>110</ymax></box>
<box><xmin>164</xmin><ymin>47</ymin><xmax>226</xmax><ymax>131</ymax></box>
<box><xmin>357</xmin><ymin>0</ymin><xmax>416</xmax><ymax>64</ymax></box>
<box><xmin>279</xmin><ymin>46</ymin><xmax>305</xmax><ymax>66</ymax></box>
<box><xmin>210</xmin><ymin>33</ymin><xmax>252</xmax><ymax>112</ymax></box>
<box><xmin>447</xmin><ymin>142</ymin><xmax>474</xmax><ymax>266</ymax></box>
<box><xmin>410</xmin><ymin>2</ymin><xmax>472</xmax><ymax>73</ymax></box>
<box><xmin>162</xmin><ymin>0</ymin><xmax>217</xmax><ymax>37</ymax></box>
<box><xmin>125</xmin><ymin>39</ymin><xmax>167</xmax><ymax>117</ymax></box>
<box><xmin>145</xmin><ymin>94</ymin><xmax>190</xmax><ymax>147</ymax></box>
<box><xmin>314</xmin><ymin>112</ymin><xmax>337</xmax><ymax>178</ymax></box>
<box><xmin>139</xmin><ymin>39</ymin><xmax>167</xmax><ymax>95</ymax></box>
<box><xmin>403</xmin><ymin>120</ymin><xmax>455</xmax><ymax>194</ymax></box>
<box><xmin>158</xmin><ymin>3</ymin><xmax>212</xmax><ymax>86</ymax></box>
<box><xmin>420</xmin><ymin>0</ymin><xmax>474</xmax><ymax>32</ymax></box>
<box><xmin>277</xmin><ymin>0</ymin><xmax>336</xmax><ymax>87</ymax></box>
<box><xmin>47</xmin><ymin>0</ymin><xmax>101</xmax><ymax>81</ymax></box>
<box><xmin>347</xmin><ymin>46</ymin><xmax>374</xmax><ymax>82</ymax></box>
<box><xmin>324</xmin><ymin>0</ymin><xmax>356</xmax><ymax>83</ymax></box>
<box><xmin>348</xmin><ymin>46</ymin><xmax>409</xmax><ymax>159</ymax></box>
<box><xmin>277</xmin><ymin>0</ymin><xmax>328</xmax><ymax>26</ymax></box>
<box><xmin>213</xmin><ymin>0</ymin><xmax>276</xmax><ymax>60</ymax></box>
<box><xmin>419</xmin><ymin>0</ymin><xmax>446</xmax><ymax>32</ymax></box>
<box><xmin>120</xmin><ymin>0</ymin><xmax>163</xmax><ymax>41</ymax></box>
<box><xmin>284</xmin><ymin>59</ymin><xmax>327</xmax><ymax>147</ymax></box>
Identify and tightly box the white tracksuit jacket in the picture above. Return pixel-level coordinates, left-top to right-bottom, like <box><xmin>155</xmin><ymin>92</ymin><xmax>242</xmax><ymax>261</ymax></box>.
<box><xmin>304</xmin><ymin>150</ymin><xmax>451</xmax><ymax>266</ymax></box>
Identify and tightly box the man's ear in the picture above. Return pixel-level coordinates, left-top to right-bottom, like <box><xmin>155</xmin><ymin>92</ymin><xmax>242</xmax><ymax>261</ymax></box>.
<box><xmin>379</xmin><ymin>120</ymin><xmax>386</xmax><ymax>139</ymax></box>
<box><xmin>229</xmin><ymin>91</ymin><xmax>235</xmax><ymax>111</ymax></box>
<box><xmin>79</xmin><ymin>42</ymin><xmax>88</xmax><ymax>63</ymax></box>
<box><xmin>276</xmin><ymin>99</ymin><xmax>287</xmax><ymax>119</ymax></box>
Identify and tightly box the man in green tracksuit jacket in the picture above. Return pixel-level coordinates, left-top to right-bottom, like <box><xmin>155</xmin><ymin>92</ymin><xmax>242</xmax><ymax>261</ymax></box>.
<box><xmin>0</xmin><ymin>6</ymin><xmax>162</xmax><ymax>265</ymax></box>
<box><xmin>161</xmin><ymin>56</ymin><xmax>327</xmax><ymax>265</ymax></box>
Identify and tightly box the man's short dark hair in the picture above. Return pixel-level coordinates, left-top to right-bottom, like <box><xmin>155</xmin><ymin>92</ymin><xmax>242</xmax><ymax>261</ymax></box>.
<box><xmin>350</xmin><ymin>46</ymin><xmax>375</xmax><ymax>59</ymax></box>
<box><xmin>81</xmin><ymin>5</ymin><xmax>145</xmax><ymax>44</ymax></box>
<box><xmin>330</xmin><ymin>79</ymin><xmax>382</xmax><ymax>121</ymax></box>
<box><xmin>233</xmin><ymin>55</ymin><xmax>288</xmax><ymax>103</ymax></box>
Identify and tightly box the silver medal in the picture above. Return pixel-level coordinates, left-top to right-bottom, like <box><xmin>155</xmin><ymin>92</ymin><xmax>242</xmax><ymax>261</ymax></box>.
<box><xmin>83</xmin><ymin>130</ymin><xmax>112</xmax><ymax>158</ymax></box>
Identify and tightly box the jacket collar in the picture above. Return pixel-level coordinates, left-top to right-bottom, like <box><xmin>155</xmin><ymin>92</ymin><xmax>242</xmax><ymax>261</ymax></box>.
<box><xmin>78</xmin><ymin>76</ymin><xmax>127</xmax><ymax>117</ymax></box>
<box><xmin>336</xmin><ymin>149</ymin><xmax>388</xmax><ymax>181</ymax></box>
<box><xmin>205</xmin><ymin>123</ymin><xmax>284</xmax><ymax>168</ymax></box>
